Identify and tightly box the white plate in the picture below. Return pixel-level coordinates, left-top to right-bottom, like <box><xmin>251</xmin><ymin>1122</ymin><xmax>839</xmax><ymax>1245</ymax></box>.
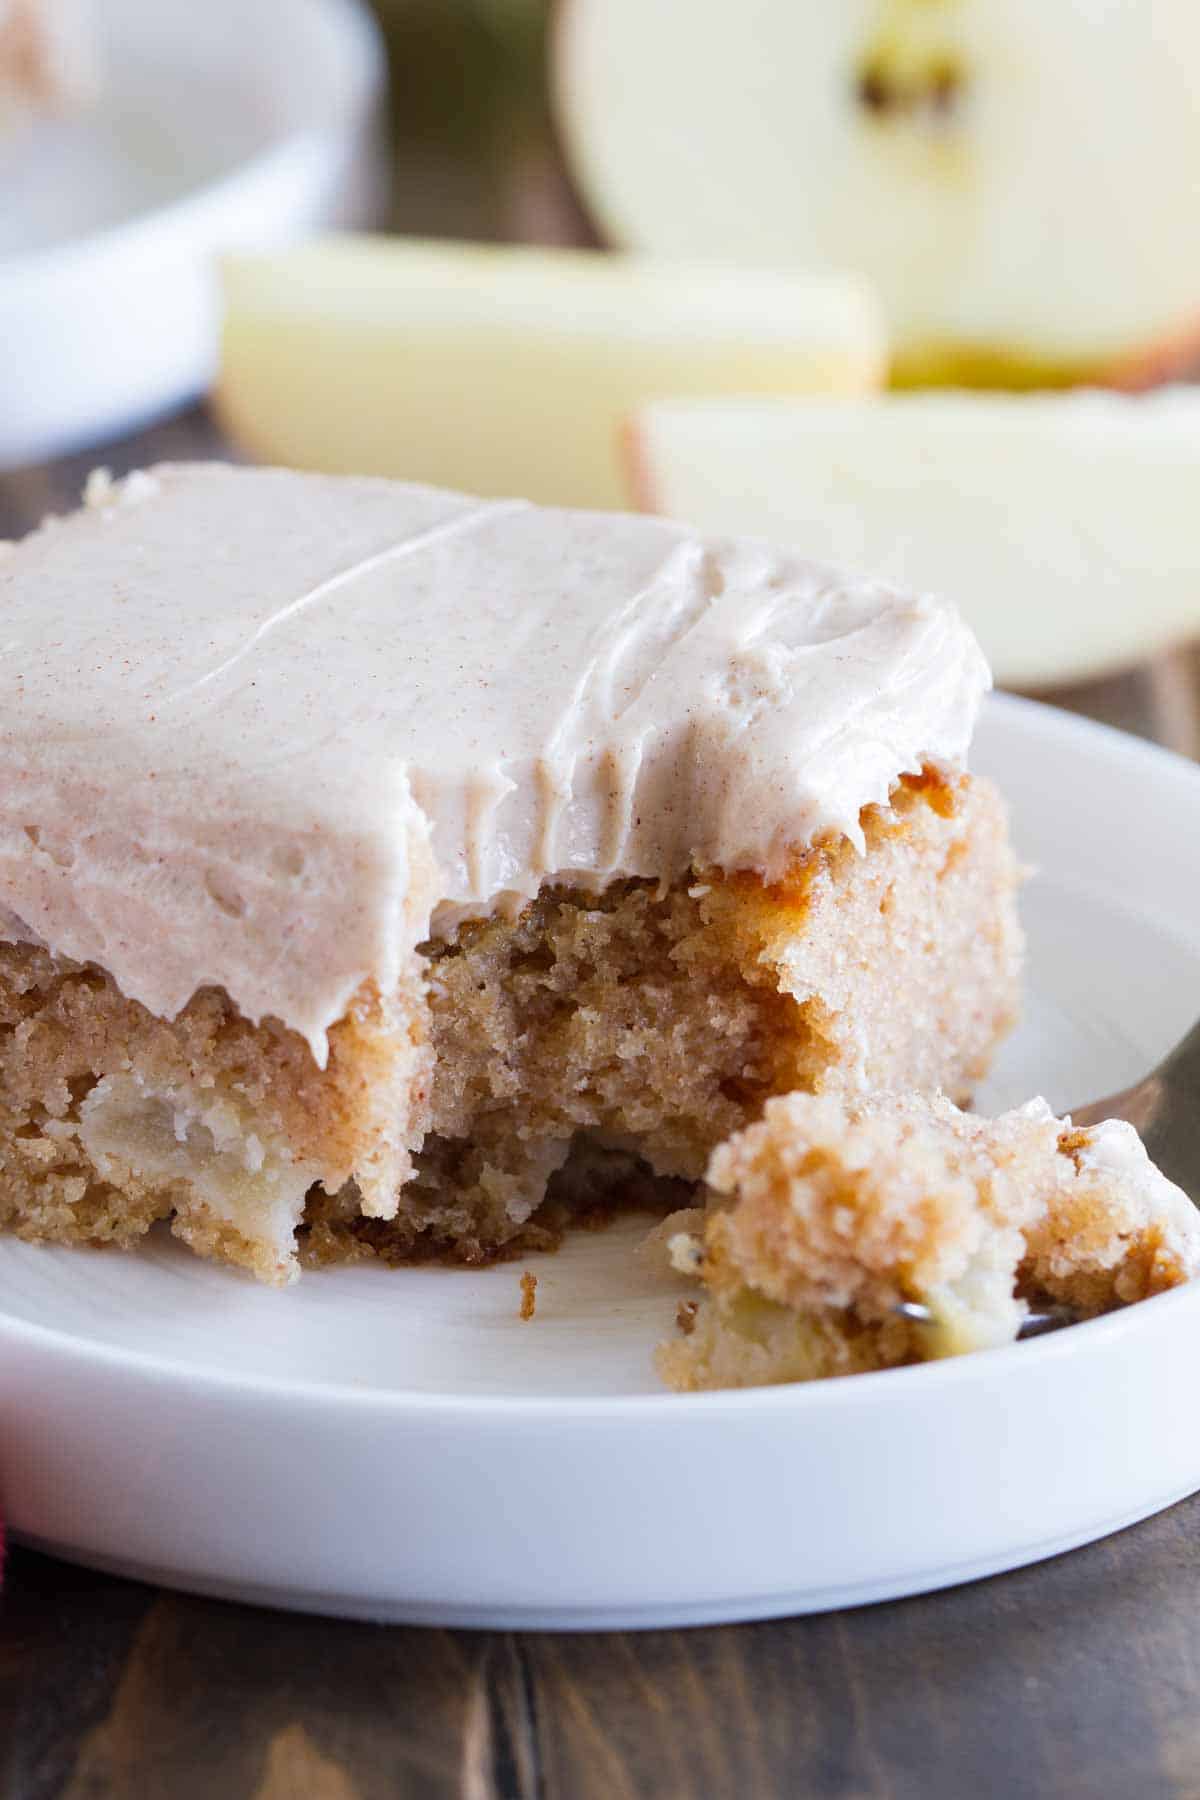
<box><xmin>2</xmin><ymin>693</ymin><xmax>1200</xmax><ymax>1628</ymax></box>
<box><xmin>0</xmin><ymin>0</ymin><xmax>383</xmax><ymax>468</ymax></box>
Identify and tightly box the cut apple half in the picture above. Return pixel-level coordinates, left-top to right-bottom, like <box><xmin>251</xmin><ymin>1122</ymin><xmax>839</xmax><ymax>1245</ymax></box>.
<box><xmin>217</xmin><ymin>236</ymin><xmax>885</xmax><ymax>510</ymax></box>
<box><xmin>628</xmin><ymin>389</ymin><xmax>1200</xmax><ymax>688</ymax></box>
<box><xmin>555</xmin><ymin>0</ymin><xmax>1200</xmax><ymax>388</ymax></box>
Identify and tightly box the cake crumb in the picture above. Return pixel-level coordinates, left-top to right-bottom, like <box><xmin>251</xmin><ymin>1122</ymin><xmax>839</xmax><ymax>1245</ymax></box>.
<box><xmin>84</xmin><ymin>467</ymin><xmax>114</xmax><ymax>508</ymax></box>
<box><xmin>519</xmin><ymin>1269</ymin><xmax>537</xmax><ymax>1320</ymax></box>
<box><xmin>85</xmin><ymin>466</ymin><xmax>162</xmax><ymax>513</ymax></box>
<box><xmin>669</xmin><ymin>1230</ymin><xmax>704</xmax><ymax>1276</ymax></box>
<box><xmin>676</xmin><ymin>1299</ymin><xmax>699</xmax><ymax>1336</ymax></box>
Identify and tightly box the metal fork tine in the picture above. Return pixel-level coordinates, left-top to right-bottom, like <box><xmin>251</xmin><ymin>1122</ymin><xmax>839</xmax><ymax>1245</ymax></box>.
<box><xmin>896</xmin><ymin>1299</ymin><xmax>1080</xmax><ymax>1339</ymax></box>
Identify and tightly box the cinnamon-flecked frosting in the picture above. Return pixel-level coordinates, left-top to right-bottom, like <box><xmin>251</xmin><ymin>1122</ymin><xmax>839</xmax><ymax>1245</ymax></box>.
<box><xmin>0</xmin><ymin>464</ymin><xmax>989</xmax><ymax>1061</ymax></box>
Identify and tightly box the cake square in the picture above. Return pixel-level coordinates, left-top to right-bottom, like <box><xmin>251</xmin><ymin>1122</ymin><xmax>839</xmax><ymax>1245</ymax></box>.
<box><xmin>0</xmin><ymin>464</ymin><xmax>1020</xmax><ymax>1281</ymax></box>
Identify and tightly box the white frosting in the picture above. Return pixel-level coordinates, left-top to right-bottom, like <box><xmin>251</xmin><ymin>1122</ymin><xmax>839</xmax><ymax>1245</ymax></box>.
<box><xmin>0</xmin><ymin>464</ymin><xmax>989</xmax><ymax>1061</ymax></box>
<box><xmin>1071</xmin><ymin>1116</ymin><xmax>1197</xmax><ymax>1242</ymax></box>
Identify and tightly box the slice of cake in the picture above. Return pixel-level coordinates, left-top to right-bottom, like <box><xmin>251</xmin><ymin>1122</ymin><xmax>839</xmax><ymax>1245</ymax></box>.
<box><xmin>0</xmin><ymin>463</ymin><xmax>1019</xmax><ymax>1282</ymax></box>
<box><xmin>0</xmin><ymin>0</ymin><xmax>94</xmax><ymax>138</ymax></box>
<box><xmin>660</xmin><ymin>1091</ymin><xmax>1200</xmax><ymax>1390</ymax></box>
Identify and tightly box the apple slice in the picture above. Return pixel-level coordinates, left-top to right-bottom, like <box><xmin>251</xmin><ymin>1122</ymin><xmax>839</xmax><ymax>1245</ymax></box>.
<box><xmin>628</xmin><ymin>390</ymin><xmax>1200</xmax><ymax>687</ymax></box>
<box><xmin>217</xmin><ymin>236</ymin><xmax>885</xmax><ymax>510</ymax></box>
<box><xmin>555</xmin><ymin>0</ymin><xmax>1200</xmax><ymax>389</ymax></box>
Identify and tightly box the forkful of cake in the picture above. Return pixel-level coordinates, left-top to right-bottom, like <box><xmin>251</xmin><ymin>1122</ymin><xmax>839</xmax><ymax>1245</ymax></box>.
<box><xmin>657</xmin><ymin>1036</ymin><xmax>1200</xmax><ymax>1389</ymax></box>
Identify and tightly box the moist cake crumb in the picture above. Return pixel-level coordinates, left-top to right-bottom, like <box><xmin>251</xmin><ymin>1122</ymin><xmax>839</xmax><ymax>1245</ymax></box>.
<box><xmin>0</xmin><ymin>774</ymin><xmax>1021</xmax><ymax>1278</ymax></box>
<box><xmin>659</xmin><ymin>1089</ymin><xmax>1200</xmax><ymax>1390</ymax></box>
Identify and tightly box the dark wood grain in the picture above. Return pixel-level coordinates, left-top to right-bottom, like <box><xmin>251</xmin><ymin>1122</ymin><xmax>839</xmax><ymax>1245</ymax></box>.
<box><xmin>4</xmin><ymin>409</ymin><xmax>1200</xmax><ymax>1800</ymax></box>
<box><xmin>6</xmin><ymin>1496</ymin><xmax>1200</xmax><ymax>1799</ymax></box>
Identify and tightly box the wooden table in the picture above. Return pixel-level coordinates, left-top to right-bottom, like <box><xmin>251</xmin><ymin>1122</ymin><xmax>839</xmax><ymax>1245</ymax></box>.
<box><xmin>2</xmin><ymin>410</ymin><xmax>1199</xmax><ymax>1800</ymax></box>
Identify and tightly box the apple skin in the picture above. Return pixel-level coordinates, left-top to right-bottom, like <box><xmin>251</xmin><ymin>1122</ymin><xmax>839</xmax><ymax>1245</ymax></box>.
<box><xmin>892</xmin><ymin>320</ymin><xmax>1200</xmax><ymax>393</ymax></box>
<box><xmin>621</xmin><ymin>417</ymin><xmax>665</xmax><ymax>518</ymax></box>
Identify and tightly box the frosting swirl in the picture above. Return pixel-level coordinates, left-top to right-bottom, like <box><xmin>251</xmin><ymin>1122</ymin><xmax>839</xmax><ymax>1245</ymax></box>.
<box><xmin>0</xmin><ymin>464</ymin><xmax>989</xmax><ymax>1059</ymax></box>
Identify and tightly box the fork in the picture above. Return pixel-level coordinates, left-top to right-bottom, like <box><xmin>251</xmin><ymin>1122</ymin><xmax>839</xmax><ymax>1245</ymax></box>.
<box><xmin>901</xmin><ymin>1019</ymin><xmax>1200</xmax><ymax>1341</ymax></box>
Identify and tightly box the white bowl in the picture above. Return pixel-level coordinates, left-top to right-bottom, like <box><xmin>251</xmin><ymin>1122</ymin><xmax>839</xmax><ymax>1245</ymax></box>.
<box><xmin>2</xmin><ymin>695</ymin><xmax>1200</xmax><ymax>1627</ymax></box>
<box><xmin>0</xmin><ymin>0</ymin><xmax>384</xmax><ymax>468</ymax></box>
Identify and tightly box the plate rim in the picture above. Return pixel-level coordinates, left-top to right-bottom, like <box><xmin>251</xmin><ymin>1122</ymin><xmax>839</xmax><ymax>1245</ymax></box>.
<box><xmin>1</xmin><ymin>1260</ymin><xmax>1197</xmax><ymax>1418</ymax></box>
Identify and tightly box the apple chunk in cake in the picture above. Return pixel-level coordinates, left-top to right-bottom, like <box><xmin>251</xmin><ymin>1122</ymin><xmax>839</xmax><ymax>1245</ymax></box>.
<box><xmin>659</xmin><ymin>1089</ymin><xmax>1200</xmax><ymax>1391</ymax></box>
<box><xmin>0</xmin><ymin>462</ymin><xmax>1010</xmax><ymax>1280</ymax></box>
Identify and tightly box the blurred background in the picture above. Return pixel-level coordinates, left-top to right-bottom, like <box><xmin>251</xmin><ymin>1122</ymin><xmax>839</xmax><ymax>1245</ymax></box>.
<box><xmin>371</xmin><ymin>0</ymin><xmax>577</xmax><ymax>243</ymax></box>
<box><xmin>4</xmin><ymin>0</ymin><xmax>1200</xmax><ymax>743</ymax></box>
